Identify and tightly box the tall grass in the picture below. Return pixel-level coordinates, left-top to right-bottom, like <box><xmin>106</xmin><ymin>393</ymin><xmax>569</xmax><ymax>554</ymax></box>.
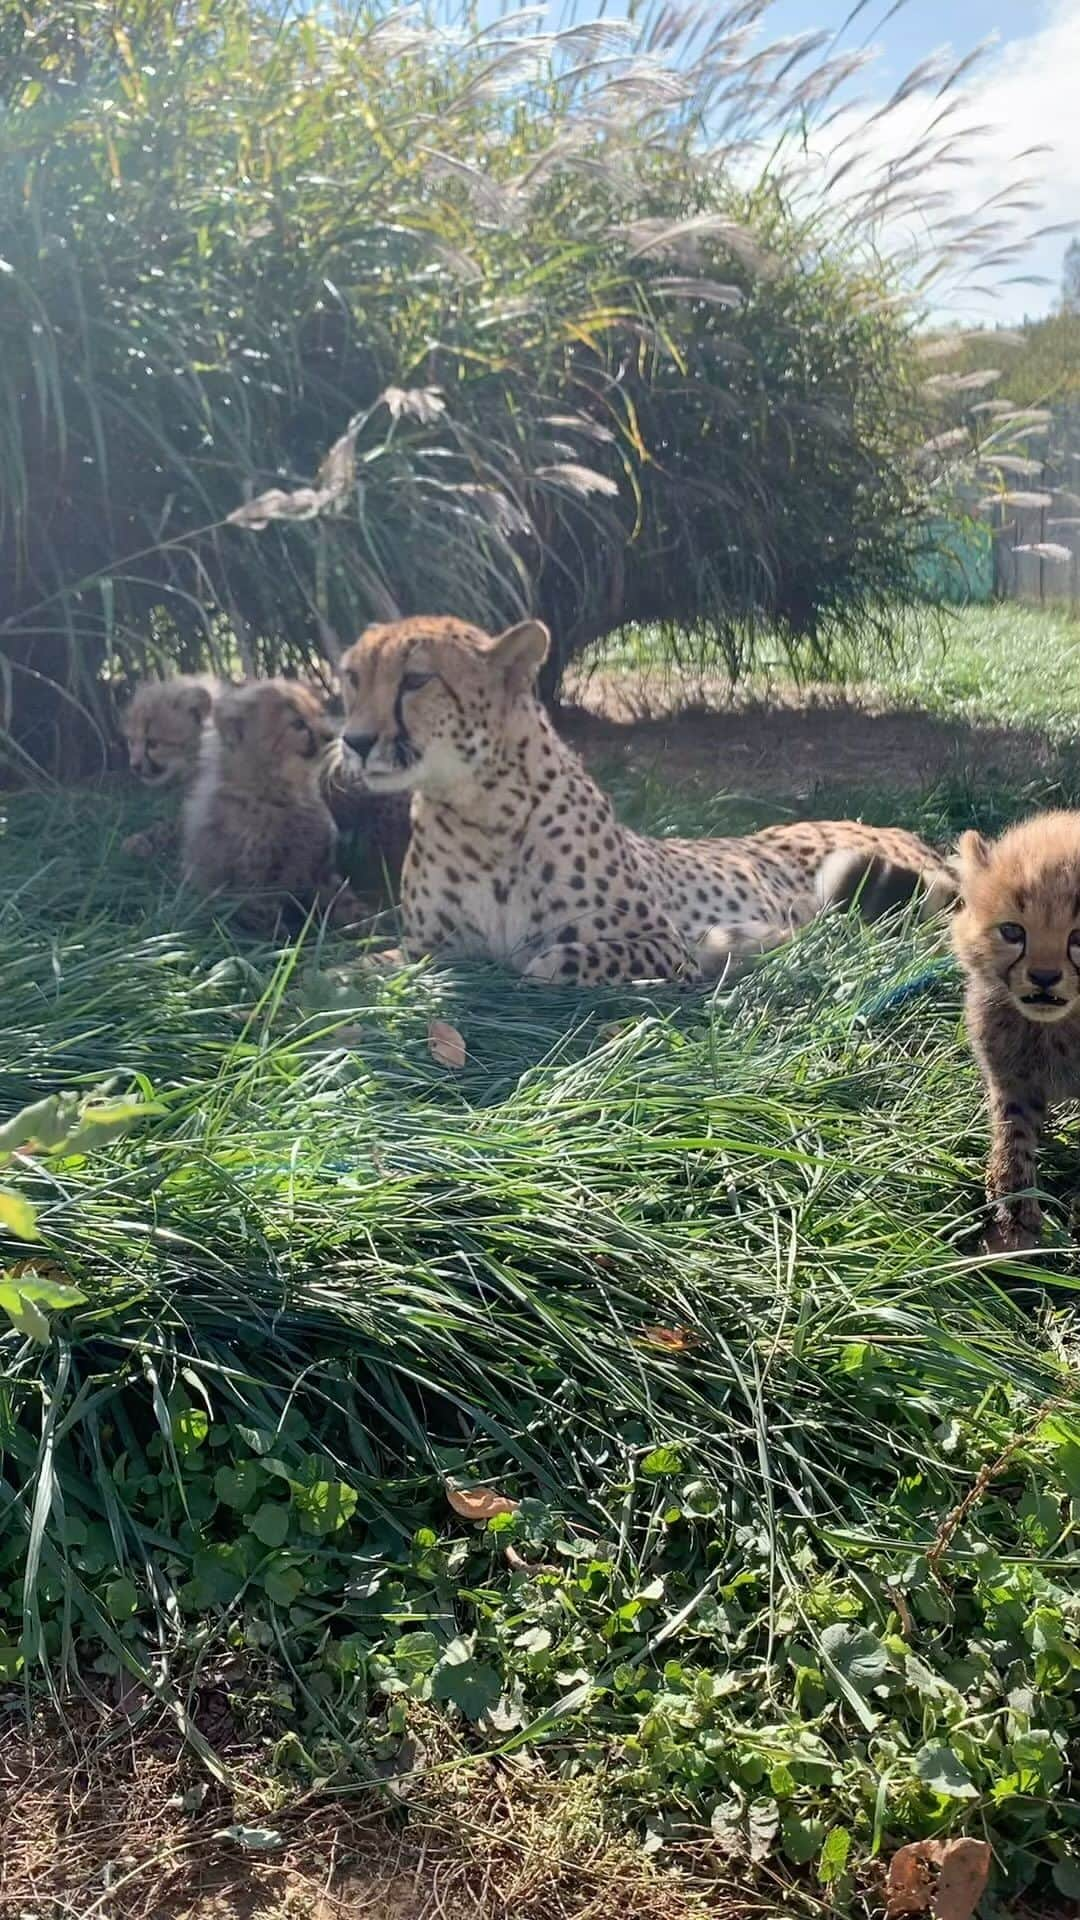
<box><xmin>0</xmin><ymin>1</ymin><xmax>1042</xmax><ymax>769</ymax></box>
<box><xmin>2</xmin><ymin>653</ymin><xmax>1079</xmax><ymax>1898</ymax></box>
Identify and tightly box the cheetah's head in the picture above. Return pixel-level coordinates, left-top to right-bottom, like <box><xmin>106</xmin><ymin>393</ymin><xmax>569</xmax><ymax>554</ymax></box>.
<box><xmin>337</xmin><ymin>616</ymin><xmax>550</xmax><ymax>795</ymax></box>
<box><xmin>213</xmin><ymin>679</ymin><xmax>334</xmax><ymax>782</ymax></box>
<box><xmin>122</xmin><ymin>676</ymin><xmax>213</xmax><ymax>785</ymax></box>
<box><xmin>954</xmin><ymin>812</ymin><xmax>1080</xmax><ymax>1024</ymax></box>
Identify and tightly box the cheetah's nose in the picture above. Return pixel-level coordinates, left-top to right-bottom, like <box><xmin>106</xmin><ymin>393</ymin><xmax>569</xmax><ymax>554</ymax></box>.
<box><xmin>1029</xmin><ymin>967</ymin><xmax>1063</xmax><ymax>989</ymax></box>
<box><xmin>343</xmin><ymin>730</ymin><xmax>377</xmax><ymax>763</ymax></box>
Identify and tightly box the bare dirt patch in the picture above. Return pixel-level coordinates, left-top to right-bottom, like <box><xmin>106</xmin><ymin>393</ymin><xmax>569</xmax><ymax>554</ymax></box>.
<box><xmin>560</xmin><ymin>673</ymin><xmax>1066</xmax><ymax>803</ymax></box>
<box><xmin>0</xmin><ymin>1711</ymin><xmax>727</xmax><ymax>1920</ymax></box>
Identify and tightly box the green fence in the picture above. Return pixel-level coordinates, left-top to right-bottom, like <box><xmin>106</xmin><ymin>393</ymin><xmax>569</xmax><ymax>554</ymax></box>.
<box><xmin>915</xmin><ymin>516</ymin><xmax>994</xmax><ymax>605</ymax></box>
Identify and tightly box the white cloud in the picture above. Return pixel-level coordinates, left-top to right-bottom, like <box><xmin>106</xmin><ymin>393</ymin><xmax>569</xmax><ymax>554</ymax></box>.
<box><xmin>787</xmin><ymin>0</ymin><xmax>1080</xmax><ymax>323</ymax></box>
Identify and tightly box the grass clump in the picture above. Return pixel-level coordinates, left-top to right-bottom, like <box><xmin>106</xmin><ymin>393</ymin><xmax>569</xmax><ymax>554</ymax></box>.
<box><xmin>2</xmin><ymin>658</ymin><xmax>1080</xmax><ymax>1909</ymax></box>
<box><xmin>0</xmin><ymin>0</ymin><xmax>1030</xmax><ymax>769</ymax></box>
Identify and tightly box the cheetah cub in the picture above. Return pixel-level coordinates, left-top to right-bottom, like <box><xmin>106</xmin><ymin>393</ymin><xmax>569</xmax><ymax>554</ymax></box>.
<box><xmin>182</xmin><ymin>679</ymin><xmax>358</xmax><ymax>928</ymax></box>
<box><xmin>120</xmin><ymin>673</ymin><xmax>222</xmax><ymax>859</ymax></box>
<box><xmin>954</xmin><ymin>812</ymin><xmax>1080</xmax><ymax>1251</ymax></box>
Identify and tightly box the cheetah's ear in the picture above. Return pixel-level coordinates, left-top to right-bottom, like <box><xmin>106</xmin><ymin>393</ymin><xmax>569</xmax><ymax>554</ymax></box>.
<box><xmin>188</xmin><ymin>683</ymin><xmax>212</xmax><ymax>724</ymax></box>
<box><xmin>490</xmin><ymin>620</ymin><xmax>550</xmax><ymax>693</ymax></box>
<box><xmin>957</xmin><ymin>829</ymin><xmax>992</xmax><ymax>878</ymax></box>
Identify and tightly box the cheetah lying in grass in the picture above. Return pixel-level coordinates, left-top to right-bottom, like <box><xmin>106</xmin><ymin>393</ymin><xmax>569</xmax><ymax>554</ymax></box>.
<box><xmin>337</xmin><ymin>616</ymin><xmax>955</xmax><ymax>985</ymax></box>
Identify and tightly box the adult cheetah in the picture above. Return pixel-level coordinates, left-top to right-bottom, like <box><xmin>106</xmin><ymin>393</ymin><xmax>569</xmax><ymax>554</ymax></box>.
<box><xmin>337</xmin><ymin>616</ymin><xmax>954</xmax><ymax>985</ymax></box>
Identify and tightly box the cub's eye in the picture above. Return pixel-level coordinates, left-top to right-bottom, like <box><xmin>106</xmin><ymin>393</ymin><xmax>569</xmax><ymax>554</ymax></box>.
<box><xmin>290</xmin><ymin>716</ymin><xmax>308</xmax><ymax>731</ymax></box>
<box><xmin>401</xmin><ymin>670</ymin><xmax>434</xmax><ymax>694</ymax></box>
<box><xmin>344</xmin><ymin>669</ymin><xmax>359</xmax><ymax>690</ymax></box>
<box><xmin>999</xmin><ymin>921</ymin><xmax>1025</xmax><ymax>944</ymax></box>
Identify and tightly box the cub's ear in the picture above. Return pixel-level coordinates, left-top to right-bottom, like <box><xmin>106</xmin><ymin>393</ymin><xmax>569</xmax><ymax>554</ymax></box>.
<box><xmin>957</xmin><ymin>829</ymin><xmax>992</xmax><ymax>878</ymax></box>
<box><xmin>214</xmin><ymin>696</ymin><xmax>246</xmax><ymax>749</ymax></box>
<box><xmin>188</xmin><ymin>683</ymin><xmax>213</xmax><ymax>724</ymax></box>
<box><xmin>489</xmin><ymin>619</ymin><xmax>550</xmax><ymax>693</ymax></box>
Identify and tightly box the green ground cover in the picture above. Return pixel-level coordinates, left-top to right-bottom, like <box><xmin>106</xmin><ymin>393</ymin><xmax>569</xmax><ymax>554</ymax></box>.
<box><xmin>1</xmin><ymin>606</ymin><xmax>1079</xmax><ymax>1912</ymax></box>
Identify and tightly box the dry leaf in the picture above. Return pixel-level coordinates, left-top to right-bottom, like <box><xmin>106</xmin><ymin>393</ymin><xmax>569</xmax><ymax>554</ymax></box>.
<box><xmin>641</xmin><ymin>1324</ymin><xmax>701</xmax><ymax>1353</ymax></box>
<box><xmin>933</xmin><ymin>1840</ymin><xmax>992</xmax><ymax>1920</ymax></box>
<box><xmin>227</xmin><ymin>484</ymin><xmax>338</xmax><ymax>529</ymax></box>
<box><xmin>534</xmin><ymin>462</ymin><xmax>620</xmax><ymax>499</ymax></box>
<box><xmin>446</xmin><ymin>1483</ymin><xmax>519</xmax><ymax>1521</ymax></box>
<box><xmin>428</xmin><ymin>1020</ymin><xmax>466</xmax><ymax>1069</ymax></box>
<box><xmin>382</xmin><ymin>384</ymin><xmax>447</xmax><ymax>425</ymax></box>
<box><xmin>5</xmin><ymin>1259</ymin><xmax>73</xmax><ymax>1285</ymax></box>
<box><xmin>887</xmin><ymin>1838</ymin><xmax>991</xmax><ymax>1920</ymax></box>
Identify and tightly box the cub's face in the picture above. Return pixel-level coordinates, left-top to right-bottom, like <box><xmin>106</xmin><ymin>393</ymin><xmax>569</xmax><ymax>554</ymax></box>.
<box><xmin>215</xmin><ymin>680</ymin><xmax>333</xmax><ymax>774</ymax></box>
<box><xmin>954</xmin><ymin>820</ymin><xmax>1080</xmax><ymax>1025</ymax></box>
<box><xmin>337</xmin><ymin>617</ymin><xmax>549</xmax><ymax>795</ymax></box>
<box><xmin>122</xmin><ymin>677</ymin><xmax>212</xmax><ymax>784</ymax></box>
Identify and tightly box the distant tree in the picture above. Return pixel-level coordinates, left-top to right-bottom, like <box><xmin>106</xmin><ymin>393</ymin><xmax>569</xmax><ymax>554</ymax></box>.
<box><xmin>1063</xmin><ymin>238</ymin><xmax>1080</xmax><ymax>314</ymax></box>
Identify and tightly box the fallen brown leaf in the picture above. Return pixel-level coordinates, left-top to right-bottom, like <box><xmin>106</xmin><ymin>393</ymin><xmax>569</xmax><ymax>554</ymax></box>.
<box><xmin>446</xmin><ymin>1483</ymin><xmax>519</xmax><ymax>1521</ymax></box>
<box><xmin>428</xmin><ymin>1020</ymin><xmax>467</xmax><ymax>1069</ymax></box>
<box><xmin>887</xmin><ymin>1838</ymin><xmax>991</xmax><ymax>1920</ymax></box>
<box><xmin>6</xmin><ymin>1259</ymin><xmax>74</xmax><ymax>1285</ymax></box>
<box><xmin>641</xmin><ymin>1325</ymin><xmax>701</xmax><ymax>1353</ymax></box>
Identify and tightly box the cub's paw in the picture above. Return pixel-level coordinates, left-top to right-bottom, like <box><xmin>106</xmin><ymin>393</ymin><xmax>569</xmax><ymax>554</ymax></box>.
<box><xmin>325</xmin><ymin>884</ymin><xmax>372</xmax><ymax>930</ymax></box>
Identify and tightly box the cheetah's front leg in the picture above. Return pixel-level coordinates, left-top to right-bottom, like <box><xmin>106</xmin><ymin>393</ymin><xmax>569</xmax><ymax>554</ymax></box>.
<box><xmin>985</xmin><ymin>1083</ymin><xmax>1046</xmax><ymax>1251</ymax></box>
<box><xmin>696</xmin><ymin>922</ymin><xmax>790</xmax><ymax>980</ymax></box>
<box><xmin>522</xmin><ymin>923</ymin><xmax>695</xmax><ymax>987</ymax></box>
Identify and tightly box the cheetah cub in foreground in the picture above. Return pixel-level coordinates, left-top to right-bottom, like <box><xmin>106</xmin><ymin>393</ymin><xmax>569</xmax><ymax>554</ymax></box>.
<box><xmin>954</xmin><ymin>812</ymin><xmax>1080</xmax><ymax>1251</ymax></box>
<box><xmin>338</xmin><ymin>615</ymin><xmax>955</xmax><ymax>984</ymax></box>
<box><xmin>120</xmin><ymin>674</ymin><xmax>222</xmax><ymax>858</ymax></box>
<box><xmin>182</xmin><ymin>679</ymin><xmax>358</xmax><ymax>929</ymax></box>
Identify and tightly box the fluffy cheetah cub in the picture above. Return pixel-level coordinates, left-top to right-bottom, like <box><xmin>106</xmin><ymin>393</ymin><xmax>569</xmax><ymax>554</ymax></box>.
<box><xmin>182</xmin><ymin>679</ymin><xmax>357</xmax><ymax>928</ymax></box>
<box><xmin>954</xmin><ymin>812</ymin><xmax>1080</xmax><ymax>1251</ymax></box>
<box><xmin>338</xmin><ymin>615</ymin><xmax>954</xmax><ymax>984</ymax></box>
<box><xmin>120</xmin><ymin>673</ymin><xmax>222</xmax><ymax>858</ymax></box>
<box><xmin>122</xmin><ymin>674</ymin><xmax>220</xmax><ymax>786</ymax></box>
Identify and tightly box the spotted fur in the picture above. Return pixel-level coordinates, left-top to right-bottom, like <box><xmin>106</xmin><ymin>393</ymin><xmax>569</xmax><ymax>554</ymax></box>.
<box><xmin>337</xmin><ymin>616</ymin><xmax>954</xmax><ymax>986</ymax></box>
<box><xmin>954</xmin><ymin>811</ymin><xmax>1080</xmax><ymax>1250</ymax></box>
<box><xmin>182</xmin><ymin>679</ymin><xmax>359</xmax><ymax>928</ymax></box>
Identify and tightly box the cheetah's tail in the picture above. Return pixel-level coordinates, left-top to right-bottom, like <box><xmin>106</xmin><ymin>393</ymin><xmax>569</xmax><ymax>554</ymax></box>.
<box><xmin>696</xmin><ymin>850</ymin><xmax>958</xmax><ymax>984</ymax></box>
<box><xmin>815</xmin><ymin>847</ymin><xmax>958</xmax><ymax>925</ymax></box>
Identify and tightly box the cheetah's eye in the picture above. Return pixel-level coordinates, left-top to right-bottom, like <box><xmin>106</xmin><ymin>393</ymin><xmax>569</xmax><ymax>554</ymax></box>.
<box><xmin>999</xmin><ymin>921</ymin><xmax>1025</xmax><ymax>945</ymax></box>
<box><xmin>400</xmin><ymin>670</ymin><xmax>434</xmax><ymax>694</ymax></box>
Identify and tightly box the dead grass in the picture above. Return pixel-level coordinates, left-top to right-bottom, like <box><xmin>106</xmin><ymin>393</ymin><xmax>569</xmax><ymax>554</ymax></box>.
<box><xmin>0</xmin><ymin>1708</ymin><xmax>744</xmax><ymax>1920</ymax></box>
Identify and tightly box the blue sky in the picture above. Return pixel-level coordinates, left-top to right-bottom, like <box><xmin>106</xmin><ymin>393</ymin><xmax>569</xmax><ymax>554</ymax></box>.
<box><xmin>745</xmin><ymin>0</ymin><xmax>1031</xmax><ymax>82</ymax></box>
<box><xmin>478</xmin><ymin>1</ymin><xmax>1079</xmax><ymax>321</ymax></box>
